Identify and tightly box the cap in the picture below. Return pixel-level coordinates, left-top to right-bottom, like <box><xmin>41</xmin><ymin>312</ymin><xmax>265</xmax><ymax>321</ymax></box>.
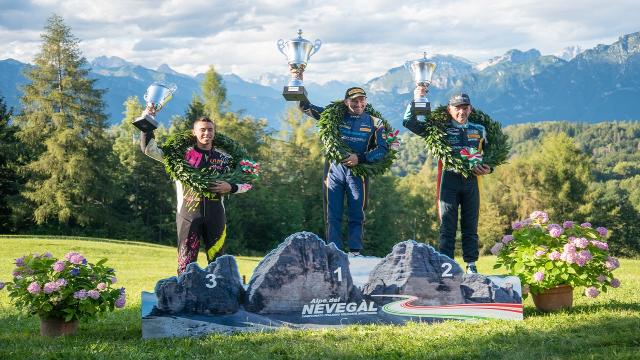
<box><xmin>344</xmin><ymin>87</ymin><xmax>367</xmax><ymax>99</ymax></box>
<box><xmin>448</xmin><ymin>93</ymin><xmax>471</xmax><ymax>106</ymax></box>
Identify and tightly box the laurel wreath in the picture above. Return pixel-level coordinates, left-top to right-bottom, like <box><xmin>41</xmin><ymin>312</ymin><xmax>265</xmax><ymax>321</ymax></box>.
<box><xmin>160</xmin><ymin>130</ymin><xmax>258</xmax><ymax>200</ymax></box>
<box><xmin>317</xmin><ymin>101</ymin><xmax>398</xmax><ymax>177</ymax></box>
<box><xmin>422</xmin><ymin>105</ymin><xmax>510</xmax><ymax>177</ymax></box>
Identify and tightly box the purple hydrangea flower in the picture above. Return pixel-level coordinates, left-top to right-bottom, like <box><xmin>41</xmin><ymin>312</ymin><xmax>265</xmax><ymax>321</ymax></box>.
<box><xmin>55</xmin><ymin>278</ymin><xmax>67</xmax><ymax>287</ymax></box>
<box><xmin>490</xmin><ymin>242</ymin><xmax>504</xmax><ymax>255</ymax></box>
<box><xmin>610</xmin><ymin>278</ymin><xmax>621</xmax><ymax>288</ymax></box>
<box><xmin>115</xmin><ymin>295</ymin><xmax>126</xmax><ymax>308</ymax></box>
<box><xmin>43</xmin><ymin>252</ymin><xmax>53</xmax><ymax>258</ymax></box>
<box><xmin>580</xmin><ymin>222</ymin><xmax>592</xmax><ymax>228</ymax></box>
<box><xmin>15</xmin><ymin>257</ymin><xmax>25</xmax><ymax>267</ymax></box>
<box><xmin>43</xmin><ymin>282</ymin><xmax>59</xmax><ymax>294</ymax></box>
<box><xmin>548</xmin><ymin>251</ymin><xmax>562</xmax><ymax>261</ymax></box>
<box><xmin>502</xmin><ymin>235</ymin><xmax>514</xmax><ymax>244</ymax></box>
<box><xmin>605</xmin><ymin>256</ymin><xmax>620</xmax><ymax>271</ymax></box>
<box><xmin>591</xmin><ymin>241</ymin><xmax>609</xmax><ymax>251</ymax></box>
<box><xmin>87</xmin><ymin>290</ymin><xmax>100</xmax><ymax>299</ymax></box>
<box><xmin>596</xmin><ymin>275</ymin><xmax>607</xmax><ymax>283</ymax></box>
<box><xmin>562</xmin><ymin>221</ymin><xmax>574</xmax><ymax>229</ymax></box>
<box><xmin>585</xmin><ymin>287</ymin><xmax>600</xmax><ymax>298</ymax></box>
<box><xmin>70</xmin><ymin>268</ymin><xmax>80</xmax><ymax>276</ymax></box>
<box><xmin>533</xmin><ymin>271</ymin><xmax>545</xmax><ymax>282</ymax></box>
<box><xmin>511</xmin><ymin>221</ymin><xmax>524</xmax><ymax>230</ymax></box>
<box><xmin>119</xmin><ymin>287</ymin><xmax>126</xmax><ymax>295</ymax></box>
<box><xmin>596</xmin><ymin>227</ymin><xmax>608</xmax><ymax>237</ymax></box>
<box><xmin>52</xmin><ymin>261</ymin><xmax>65</xmax><ymax>272</ymax></box>
<box><xmin>27</xmin><ymin>282</ymin><xmax>41</xmax><ymax>294</ymax></box>
<box><xmin>74</xmin><ymin>289</ymin><xmax>88</xmax><ymax>299</ymax></box>
<box><xmin>110</xmin><ymin>276</ymin><xmax>117</xmax><ymax>284</ymax></box>
<box><xmin>0</xmin><ymin>281</ymin><xmax>5</xmax><ymax>290</ymax></box>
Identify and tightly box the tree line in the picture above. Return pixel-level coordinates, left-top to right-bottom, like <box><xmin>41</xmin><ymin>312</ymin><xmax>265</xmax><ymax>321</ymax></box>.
<box><xmin>1</xmin><ymin>15</ymin><xmax>639</xmax><ymax>258</ymax></box>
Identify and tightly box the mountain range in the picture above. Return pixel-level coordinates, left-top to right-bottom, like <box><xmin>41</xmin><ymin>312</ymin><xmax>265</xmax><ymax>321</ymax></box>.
<box><xmin>1</xmin><ymin>31</ymin><xmax>639</xmax><ymax>130</ymax></box>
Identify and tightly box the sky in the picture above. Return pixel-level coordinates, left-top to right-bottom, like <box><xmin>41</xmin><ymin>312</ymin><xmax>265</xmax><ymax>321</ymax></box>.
<box><xmin>0</xmin><ymin>0</ymin><xmax>638</xmax><ymax>84</ymax></box>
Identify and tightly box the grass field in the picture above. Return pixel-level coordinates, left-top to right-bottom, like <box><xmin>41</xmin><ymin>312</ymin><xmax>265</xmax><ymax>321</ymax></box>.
<box><xmin>1</xmin><ymin>235</ymin><xmax>639</xmax><ymax>359</ymax></box>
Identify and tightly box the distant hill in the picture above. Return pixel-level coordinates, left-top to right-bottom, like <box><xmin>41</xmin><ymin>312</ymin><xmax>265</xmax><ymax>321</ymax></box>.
<box><xmin>1</xmin><ymin>31</ymin><xmax>639</xmax><ymax>130</ymax></box>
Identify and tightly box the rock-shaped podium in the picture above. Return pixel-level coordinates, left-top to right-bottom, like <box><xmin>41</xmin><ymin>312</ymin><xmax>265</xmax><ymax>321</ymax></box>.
<box><xmin>245</xmin><ymin>232</ymin><xmax>361</xmax><ymax>314</ymax></box>
<box><xmin>461</xmin><ymin>274</ymin><xmax>522</xmax><ymax>304</ymax></box>
<box><xmin>155</xmin><ymin>255</ymin><xmax>244</xmax><ymax>314</ymax></box>
<box><xmin>362</xmin><ymin>240</ymin><xmax>465</xmax><ymax>305</ymax></box>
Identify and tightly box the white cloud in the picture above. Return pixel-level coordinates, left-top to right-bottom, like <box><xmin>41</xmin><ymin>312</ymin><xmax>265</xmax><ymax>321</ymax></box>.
<box><xmin>0</xmin><ymin>0</ymin><xmax>638</xmax><ymax>83</ymax></box>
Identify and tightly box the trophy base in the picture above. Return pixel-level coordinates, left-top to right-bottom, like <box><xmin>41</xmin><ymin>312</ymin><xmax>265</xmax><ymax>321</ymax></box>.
<box><xmin>283</xmin><ymin>86</ymin><xmax>308</xmax><ymax>102</ymax></box>
<box><xmin>133</xmin><ymin>114</ymin><xmax>158</xmax><ymax>132</ymax></box>
<box><xmin>412</xmin><ymin>101</ymin><xmax>431</xmax><ymax>115</ymax></box>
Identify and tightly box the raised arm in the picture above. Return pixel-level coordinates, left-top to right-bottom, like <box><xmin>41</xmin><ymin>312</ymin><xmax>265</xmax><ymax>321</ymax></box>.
<box><xmin>298</xmin><ymin>100</ymin><xmax>325</xmax><ymax>120</ymax></box>
<box><xmin>140</xmin><ymin>129</ymin><xmax>164</xmax><ymax>162</ymax></box>
<box><xmin>402</xmin><ymin>103</ymin><xmax>428</xmax><ymax>137</ymax></box>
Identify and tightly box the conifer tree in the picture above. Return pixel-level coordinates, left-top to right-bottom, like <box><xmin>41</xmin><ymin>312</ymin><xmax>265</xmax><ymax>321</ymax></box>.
<box><xmin>14</xmin><ymin>15</ymin><xmax>115</xmax><ymax>227</ymax></box>
<box><xmin>0</xmin><ymin>95</ymin><xmax>20</xmax><ymax>232</ymax></box>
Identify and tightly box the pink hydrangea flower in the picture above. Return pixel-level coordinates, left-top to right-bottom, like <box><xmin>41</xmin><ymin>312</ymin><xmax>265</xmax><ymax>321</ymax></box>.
<box><xmin>596</xmin><ymin>227</ymin><xmax>608</xmax><ymax>237</ymax></box>
<box><xmin>27</xmin><ymin>282</ymin><xmax>41</xmax><ymax>294</ymax></box>
<box><xmin>97</xmin><ymin>282</ymin><xmax>107</xmax><ymax>291</ymax></box>
<box><xmin>43</xmin><ymin>282</ymin><xmax>59</xmax><ymax>294</ymax></box>
<box><xmin>562</xmin><ymin>221</ymin><xmax>574</xmax><ymax>229</ymax></box>
<box><xmin>585</xmin><ymin>287</ymin><xmax>600</xmax><ymax>298</ymax></box>
<box><xmin>561</xmin><ymin>243</ymin><xmax>578</xmax><ymax>264</ymax></box>
<box><xmin>548</xmin><ymin>251</ymin><xmax>562</xmax><ymax>261</ymax></box>
<box><xmin>87</xmin><ymin>290</ymin><xmax>100</xmax><ymax>299</ymax></box>
<box><xmin>501</xmin><ymin>235</ymin><xmax>514</xmax><ymax>244</ymax></box>
<box><xmin>580</xmin><ymin>222</ymin><xmax>592</xmax><ymax>228</ymax></box>
<box><xmin>52</xmin><ymin>261</ymin><xmax>65</xmax><ymax>272</ymax></box>
<box><xmin>572</xmin><ymin>237</ymin><xmax>590</xmax><ymax>248</ymax></box>
<box><xmin>605</xmin><ymin>256</ymin><xmax>620</xmax><ymax>271</ymax></box>
<box><xmin>610</xmin><ymin>278</ymin><xmax>621</xmax><ymax>288</ymax></box>
<box><xmin>548</xmin><ymin>226</ymin><xmax>563</xmax><ymax>238</ymax></box>
<box><xmin>591</xmin><ymin>241</ymin><xmax>609</xmax><ymax>251</ymax></box>
<box><xmin>533</xmin><ymin>271</ymin><xmax>545</xmax><ymax>282</ymax></box>
<box><xmin>73</xmin><ymin>289</ymin><xmax>88</xmax><ymax>299</ymax></box>
<box><xmin>490</xmin><ymin>242</ymin><xmax>504</xmax><ymax>255</ymax></box>
<box><xmin>64</xmin><ymin>252</ymin><xmax>86</xmax><ymax>265</ymax></box>
<box><xmin>55</xmin><ymin>278</ymin><xmax>67</xmax><ymax>287</ymax></box>
<box><xmin>534</xmin><ymin>250</ymin><xmax>546</xmax><ymax>258</ymax></box>
<box><xmin>530</xmin><ymin>211</ymin><xmax>549</xmax><ymax>223</ymax></box>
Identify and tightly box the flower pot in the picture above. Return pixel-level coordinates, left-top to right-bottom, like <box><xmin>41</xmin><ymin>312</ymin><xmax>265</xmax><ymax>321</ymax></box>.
<box><xmin>39</xmin><ymin>316</ymin><xmax>79</xmax><ymax>337</ymax></box>
<box><xmin>532</xmin><ymin>284</ymin><xmax>573</xmax><ymax>312</ymax></box>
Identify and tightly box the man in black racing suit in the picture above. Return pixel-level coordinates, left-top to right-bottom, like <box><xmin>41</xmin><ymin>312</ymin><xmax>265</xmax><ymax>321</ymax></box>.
<box><xmin>140</xmin><ymin>116</ymin><xmax>250</xmax><ymax>274</ymax></box>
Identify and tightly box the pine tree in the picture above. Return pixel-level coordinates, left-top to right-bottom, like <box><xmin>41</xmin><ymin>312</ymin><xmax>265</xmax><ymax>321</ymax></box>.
<box><xmin>0</xmin><ymin>95</ymin><xmax>21</xmax><ymax>232</ymax></box>
<box><xmin>14</xmin><ymin>15</ymin><xmax>115</xmax><ymax>227</ymax></box>
<box><xmin>201</xmin><ymin>65</ymin><xmax>227</xmax><ymax>118</ymax></box>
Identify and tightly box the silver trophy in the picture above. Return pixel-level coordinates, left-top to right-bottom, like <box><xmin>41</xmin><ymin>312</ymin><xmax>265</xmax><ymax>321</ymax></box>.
<box><xmin>133</xmin><ymin>82</ymin><xmax>177</xmax><ymax>132</ymax></box>
<box><xmin>277</xmin><ymin>29</ymin><xmax>321</xmax><ymax>101</ymax></box>
<box><xmin>406</xmin><ymin>52</ymin><xmax>437</xmax><ymax>115</ymax></box>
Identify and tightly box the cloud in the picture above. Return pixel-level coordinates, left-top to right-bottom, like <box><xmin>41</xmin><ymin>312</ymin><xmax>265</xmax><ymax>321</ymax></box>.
<box><xmin>0</xmin><ymin>0</ymin><xmax>639</xmax><ymax>83</ymax></box>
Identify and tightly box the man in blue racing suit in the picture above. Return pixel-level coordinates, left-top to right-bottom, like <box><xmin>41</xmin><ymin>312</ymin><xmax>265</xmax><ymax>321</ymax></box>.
<box><xmin>298</xmin><ymin>87</ymin><xmax>388</xmax><ymax>256</ymax></box>
<box><xmin>403</xmin><ymin>89</ymin><xmax>492</xmax><ymax>274</ymax></box>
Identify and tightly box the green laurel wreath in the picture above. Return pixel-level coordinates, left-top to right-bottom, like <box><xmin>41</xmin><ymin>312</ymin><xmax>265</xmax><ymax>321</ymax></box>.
<box><xmin>317</xmin><ymin>101</ymin><xmax>398</xmax><ymax>177</ymax></box>
<box><xmin>423</xmin><ymin>105</ymin><xmax>510</xmax><ymax>177</ymax></box>
<box><xmin>160</xmin><ymin>130</ymin><xmax>258</xmax><ymax>200</ymax></box>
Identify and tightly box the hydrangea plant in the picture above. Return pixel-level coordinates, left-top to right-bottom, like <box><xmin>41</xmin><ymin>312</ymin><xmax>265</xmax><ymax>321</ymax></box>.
<box><xmin>492</xmin><ymin>211</ymin><xmax>621</xmax><ymax>298</ymax></box>
<box><xmin>0</xmin><ymin>252</ymin><xmax>126</xmax><ymax>321</ymax></box>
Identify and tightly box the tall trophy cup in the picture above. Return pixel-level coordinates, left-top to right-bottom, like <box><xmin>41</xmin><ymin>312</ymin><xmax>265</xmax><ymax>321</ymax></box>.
<box><xmin>406</xmin><ymin>52</ymin><xmax>437</xmax><ymax>115</ymax></box>
<box><xmin>132</xmin><ymin>82</ymin><xmax>177</xmax><ymax>132</ymax></box>
<box><xmin>277</xmin><ymin>29</ymin><xmax>321</xmax><ymax>101</ymax></box>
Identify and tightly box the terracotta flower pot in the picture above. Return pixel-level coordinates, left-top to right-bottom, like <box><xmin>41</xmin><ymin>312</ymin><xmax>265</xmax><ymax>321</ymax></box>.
<box><xmin>39</xmin><ymin>316</ymin><xmax>79</xmax><ymax>337</ymax></box>
<box><xmin>532</xmin><ymin>284</ymin><xmax>573</xmax><ymax>312</ymax></box>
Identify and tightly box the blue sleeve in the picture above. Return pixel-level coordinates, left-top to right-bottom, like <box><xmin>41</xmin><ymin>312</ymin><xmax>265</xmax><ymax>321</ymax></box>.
<box><xmin>361</xmin><ymin>122</ymin><xmax>389</xmax><ymax>163</ymax></box>
<box><xmin>298</xmin><ymin>100</ymin><xmax>324</xmax><ymax>120</ymax></box>
<box><xmin>402</xmin><ymin>103</ymin><xmax>428</xmax><ymax>137</ymax></box>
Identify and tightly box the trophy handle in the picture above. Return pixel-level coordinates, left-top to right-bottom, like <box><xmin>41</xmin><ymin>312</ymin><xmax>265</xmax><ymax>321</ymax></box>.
<box><xmin>309</xmin><ymin>39</ymin><xmax>322</xmax><ymax>58</ymax></box>
<box><xmin>277</xmin><ymin>39</ymin><xmax>287</xmax><ymax>57</ymax></box>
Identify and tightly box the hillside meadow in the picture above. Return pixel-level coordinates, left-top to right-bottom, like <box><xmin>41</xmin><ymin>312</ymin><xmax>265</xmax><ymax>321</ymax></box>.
<box><xmin>0</xmin><ymin>235</ymin><xmax>638</xmax><ymax>359</ymax></box>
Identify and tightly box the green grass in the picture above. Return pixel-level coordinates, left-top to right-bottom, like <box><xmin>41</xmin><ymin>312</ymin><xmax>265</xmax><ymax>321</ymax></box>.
<box><xmin>1</xmin><ymin>235</ymin><xmax>639</xmax><ymax>359</ymax></box>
